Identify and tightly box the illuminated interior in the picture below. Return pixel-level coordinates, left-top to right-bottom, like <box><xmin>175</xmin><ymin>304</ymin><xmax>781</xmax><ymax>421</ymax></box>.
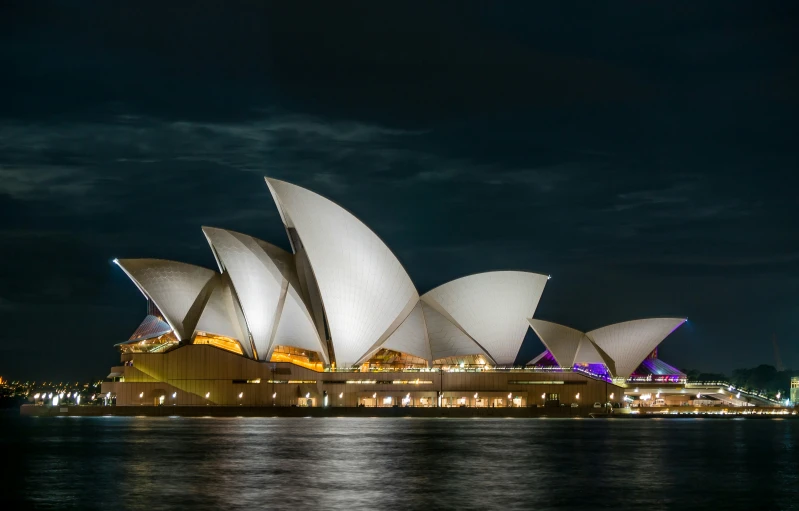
<box><xmin>193</xmin><ymin>332</ymin><xmax>244</xmax><ymax>355</ymax></box>
<box><xmin>117</xmin><ymin>332</ymin><xmax>179</xmax><ymax>354</ymax></box>
<box><xmin>433</xmin><ymin>354</ymin><xmax>490</xmax><ymax>369</ymax></box>
<box><xmin>362</xmin><ymin>349</ymin><xmax>429</xmax><ymax>370</ymax></box>
<box><xmin>270</xmin><ymin>345</ymin><xmax>324</xmax><ymax>371</ymax></box>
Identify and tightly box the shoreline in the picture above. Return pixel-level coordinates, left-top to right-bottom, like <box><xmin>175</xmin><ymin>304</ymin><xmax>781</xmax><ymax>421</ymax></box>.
<box><xmin>19</xmin><ymin>404</ymin><xmax>796</xmax><ymax>419</ymax></box>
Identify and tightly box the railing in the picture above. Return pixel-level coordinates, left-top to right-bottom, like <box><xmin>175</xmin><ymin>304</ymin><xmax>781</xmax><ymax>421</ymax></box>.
<box><xmin>319</xmin><ymin>365</ymin><xmax>615</xmax><ymax>384</ymax></box>
<box><xmin>684</xmin><ymin>381</ymin><xmax>782</xmax><ymax>404</ymax></box>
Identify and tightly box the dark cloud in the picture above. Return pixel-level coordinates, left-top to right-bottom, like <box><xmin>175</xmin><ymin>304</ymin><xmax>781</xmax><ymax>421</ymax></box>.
<box><xmin>0</xmin><ymin>1</ymin><xmax>798</xmax><ymax>379</ymax></box>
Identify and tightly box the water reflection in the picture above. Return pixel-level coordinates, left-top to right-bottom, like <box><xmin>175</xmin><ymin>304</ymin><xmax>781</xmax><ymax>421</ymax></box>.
<box><xmin>1</xmin><ymin>416</ymin><xmax>797</xmax><ymax>510</ymax></box>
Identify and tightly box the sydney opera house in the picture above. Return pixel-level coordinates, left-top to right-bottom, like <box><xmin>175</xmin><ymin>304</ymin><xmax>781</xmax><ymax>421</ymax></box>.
<box><xmin>101</xmin><ymin>178</ymin><xmax>686</xmax><ymax>409</ymax></box>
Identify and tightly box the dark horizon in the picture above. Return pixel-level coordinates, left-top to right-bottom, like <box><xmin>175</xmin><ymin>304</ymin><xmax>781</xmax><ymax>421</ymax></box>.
<box><xmin>1</xmin><ymin>2</ymin><xmax>798</xmax><ymax>381</ymax></box>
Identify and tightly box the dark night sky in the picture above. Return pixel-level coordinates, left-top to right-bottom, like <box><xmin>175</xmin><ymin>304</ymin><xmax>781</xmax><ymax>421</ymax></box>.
<box><xmin>1</xmin><ymin>2</ymin><xmax>797</xmax><ymax>381</ymax></box>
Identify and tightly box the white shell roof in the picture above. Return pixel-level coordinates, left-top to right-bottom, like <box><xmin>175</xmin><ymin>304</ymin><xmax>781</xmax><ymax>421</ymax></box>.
<box><xmin>527</xmin><ymin>319</ymin><xmax>584</xmax><ymax>368</ymax></box>
<box><xmin>266</xmin><ymin>178</ymin><xmax>419</xmax><ymax>367</ymax></box>
<box><xmin>194</xmin><ymin>276</ymin><xmax>253</xmax><ymax>358</ymax></box>
<box><xmin>573</xmin><ymin>336</ymin><xmax>616</xmax><ymax>373</ymax></box>
<box><xmin>202</xmin><ymin>227</ymin><xmax>325</xmax><ymax>362</ymax></box>
<box><xmin>270</xmin><ymin>283</ymin><xmax>330</xmax><ymax>364</ymax></box>
<box><xmin>421</xmin><ymin>271</ymin><xmax>548</xmax><ymax>365</ymax></box>
<box><xmin>115</xmin><ymin>259</ymin><xmax>217</xmax><ymax>341</ymax></box>
<box><xmin>202</xmin><ymin>227</ymin><xmax>289</xmax><ymax>360</ymax></box>
<box><xmin>421</xmin><ymin>301</ymin><xmax>493</xmax><ymax>363</ymax></box>
<box><xmin>586</xmin><ymin>318</ymin><xmax>686</xmax><ymax>378</ymax></box>
<box><xmin>377</xmin><ymin>301</ymin><xmax>433</xmax><ymax>364</ymax></box>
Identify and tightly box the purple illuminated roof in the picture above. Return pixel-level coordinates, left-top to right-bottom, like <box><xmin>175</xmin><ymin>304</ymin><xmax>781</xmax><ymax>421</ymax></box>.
<box><xmin>126</xmin><ymin>314</ymin><xmax>172</xmax><ymax>342</ymax></box>
<box><xmin>629</xmin><ymin>357</ymin><xmax>686</xmax><ymax>378</ymax></box>
<box><xmin>528</xmin><ymin>349</ymin><xmax>684</xmax><ymax>381</ymax></box>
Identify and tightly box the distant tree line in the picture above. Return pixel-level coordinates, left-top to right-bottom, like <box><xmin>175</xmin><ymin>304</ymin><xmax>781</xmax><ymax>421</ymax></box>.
<box><xmin>685</xmin><ymin>364</ymin><xmax>797</xmax><ymax>397</ymax></box>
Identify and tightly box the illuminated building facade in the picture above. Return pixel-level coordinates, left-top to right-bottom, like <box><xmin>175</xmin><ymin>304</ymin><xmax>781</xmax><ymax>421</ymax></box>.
<box><xmin>102</xmin><ymin>178</ymin><xmax>686</xmax><ymax>407</ymax></box>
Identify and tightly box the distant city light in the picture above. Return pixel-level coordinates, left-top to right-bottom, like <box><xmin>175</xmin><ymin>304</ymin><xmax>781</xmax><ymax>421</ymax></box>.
<box><xmin>52</xmin><ymin>396</ymin><xmax>59</xmax><ymax>406</ymax></box>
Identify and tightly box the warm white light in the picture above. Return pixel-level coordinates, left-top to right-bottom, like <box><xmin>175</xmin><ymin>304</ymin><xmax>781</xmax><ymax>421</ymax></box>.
<box><xmin>609</xmin><ymin>393</ymin><xmax>615</xmax><ymax>399</ymax></box>
<box><xmin>541</xmin><ymin>393</ymin><xmax>545</xmax><ymax>400</ymax></box>
<box><xmin>776</xmin><ymin>392</ymin><xmax>781</xmax><ymax>399</ymax></box>
<box><xmin>139</xmin><ymin>392</ymin><xmax>144</xmax><ymax>398</ymax></box>
<box><xmin>575</xmin><ymin>393</ymin><xmax>580</xmax><ymax>400</ymax></box>
<box><xmin>238</xmin><ymin>392</ymin><xmax>243</xmax><ymax>398</ymax></box>
<box><xmin>656</xmin><ymin>392</ymin><xmax>661</xmax><ymax>398</ymax></box>
<box><xmin>272</xmin><ymin>392</ymin><xmax>277</xmax><ymax>399</ymax></box>
<box><xmin>49</xmin><ymin>393</ymin><xmax>53</xmax><ymax>399</ymax></box>
<box><xmin>460</xmin><ymin>362</ymin><xmax>465</xmax><ymax>368</ymax></box>
<box><xmin>339</xmin><ymin>392</ymin><xmax>343</xmax><ymax>399</ymax></box>
<box><xmin>508</xmin><ymin>393</ymin><xmax>512</xmax><ymax>399</ymax></box>
<box><xmin>59</xmin><ymin>393</ymin><xmax>64</xmax><ymax>399</ymax></box>
<box><xmin>696</xmin><ymin>393</ymin><xmax>701</xmax><ymax>399</ymax></box>
<box><xmin>372</xmin><ymin>393</ymin><xmax>377</xmax><ymax>399</ymax></box>
<box><xmin>205</xmin><ymin>392</ymin><xmax>210</xmax><ymax>398</ymax></box>
<box><xmin>52</xmin><ymin>396</ymin><xmax>59</xmax><ymax>406</ymax></box>
<box><xmin>67</xmin><ymin>392</ymin><xmax>71</xmax><ymax>398</ymax></box>
<box><xmin>736</xmin><ymin>392</ymin><xmax>741</xmax><ymax>399</ymax></box>
<box><xmin>305</xmin><ymin>392</ymin><xmax>310</xmax><ymax>399</ymax></box>
<box><xmin>76</xmin><ymin>396</ymin><xmax>80</xmax><ymax>405</ymax></box>
<box><xmin>324</xmin><ymin>395</ymin><xmax>328</xmax><ymax>407</ymax></box>
<box><xmin>106</xmin><ymin>392</ymin><xmax>110</xmax><ymax>398</ymax></box>
<box><xmin>172</xmin><ymin>392</ymin><xmax>177</xmax><ymax>398</ymax></box>
<box><xmin>34</xmin><ymin>393</ymin><xmax>40</xmax><ymax>399</ymax></box>
<box><xmin>474</xmin><ymin>393</ymin><xmax>478</xmax><ymax>399</ymax></box>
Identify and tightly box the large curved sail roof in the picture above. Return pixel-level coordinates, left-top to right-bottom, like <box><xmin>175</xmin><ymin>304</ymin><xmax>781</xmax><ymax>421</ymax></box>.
<box><xmin>421</xmin><ymin>302</ymin><xmax>493</xmax><ymax>363</ymax></box>
<box><xmin>202</xmin><ymin>227</ymin><xmax>324</xmax><ymax>361</ymax></box>
<box><xmin>528</xmin><ymin>319</ymin><xmax>584</xmax><ymax>368</ymax></box>
<box><xmin>265</xmin><ymin>178</ymin><xmax>419</xmax><ymax>367</ymax></box>
<box><xmin>375</xmin><ymin>301</ymin><xmax>432</xmax><ymax>364</ymax></box>
<box><xmin>421</xmin><ymin>271</ymin><xmax>548</xmax><ymax>365</ymax></box>
<box><xmin>114</xmin><ymin>259</ymin><xmax>217</xmax><ymax>341</ymax></box>
<box><xmin>194</xmin><ymin>276</ymin><xmax>253</xmax><ymax>358</ymax></box>
<box><xmin>586</xmin><ymin>318</ymin><xmax>686</xmax><ymax>378</ymax></box>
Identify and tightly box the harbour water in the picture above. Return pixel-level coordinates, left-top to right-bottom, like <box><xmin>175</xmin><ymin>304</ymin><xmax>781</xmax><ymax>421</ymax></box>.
<box><xmin>1</xmin><ymin>413</ymin><xmax>797</xmax><ymax>510</ymax></box>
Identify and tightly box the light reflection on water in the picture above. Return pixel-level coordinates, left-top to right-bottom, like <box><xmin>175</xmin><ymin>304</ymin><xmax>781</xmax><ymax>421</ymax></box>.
<box><xmin>1</xmin><ymin>416</ymin><xmax>797</xmax><ymax>510</ymax></box>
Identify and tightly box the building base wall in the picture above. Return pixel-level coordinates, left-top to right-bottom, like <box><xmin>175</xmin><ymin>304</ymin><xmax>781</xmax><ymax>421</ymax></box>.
<box><xmin>101</xmin><ymin>345</ymin><xmax>621</xmax><ymax>408</ymax></box>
